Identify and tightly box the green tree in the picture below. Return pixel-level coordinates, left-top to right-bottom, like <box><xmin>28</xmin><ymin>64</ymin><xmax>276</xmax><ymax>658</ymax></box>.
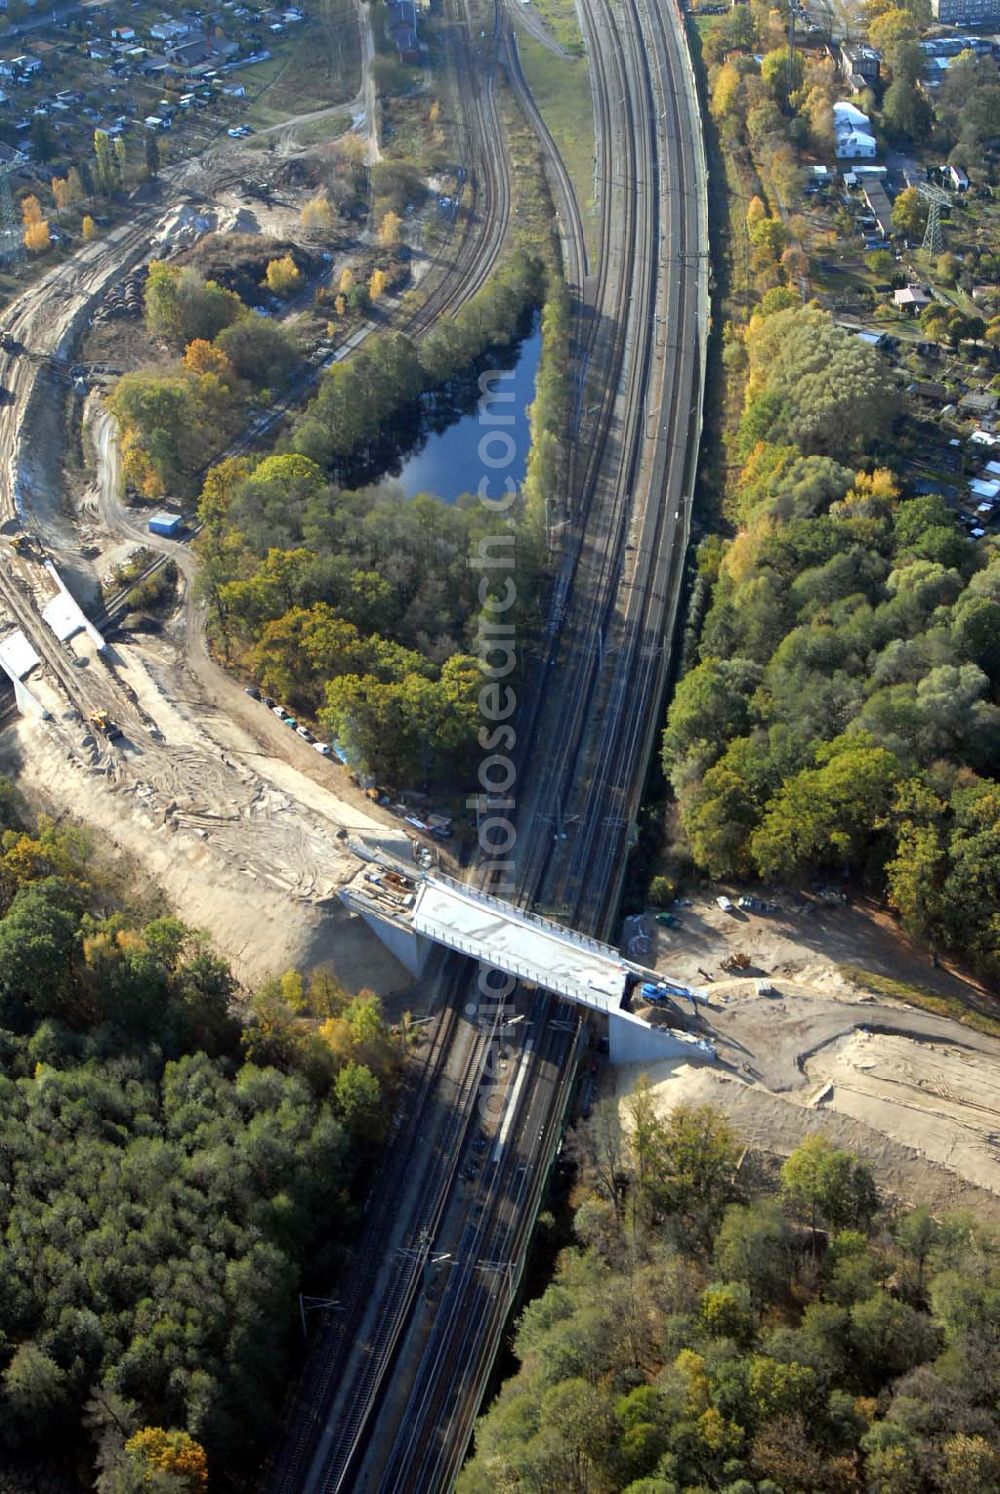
<box><xmin>333</xmin><ymin>1060</ymin><xmax>382</xmax><ymax>1136</ymax></box>
<box><xmin>143</xmin><ymin>262</ymin><xmax>243</xmax><ymax>349</ymax></box>
<box><xmin>891</xmin><ymin>185</ymin><xmax>926</xmax><ymax>239</ymax></box>
<box><xmin>780</xmin><ymin>1135</ymin><xmax>879</xmax><ymax>1240</ymax></box>
<box><xmin>714</xmin><ymin>1201</ymin><xmax>792</xmax><ymax>1312</ymax></box>
<box><xmin>3</xmin><ymin>1343</ymin><xmax>67</xmax><ymax>1434</ymax></box>
<box><xmin>760</xmin><ymin>47</ymin><xmax>804</xmax><ymax>105</ymax></box>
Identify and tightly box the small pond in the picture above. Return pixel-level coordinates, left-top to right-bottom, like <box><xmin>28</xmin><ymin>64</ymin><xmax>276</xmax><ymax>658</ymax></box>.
<box><xmin>375</xmin><ymin>324</ymin><xmax>541</xmax><ymax>503</ymax></box>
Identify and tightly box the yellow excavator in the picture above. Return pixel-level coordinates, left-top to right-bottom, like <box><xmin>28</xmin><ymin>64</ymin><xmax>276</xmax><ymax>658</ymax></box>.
<box><xmin>89</xmin><ymin>709</ymin><xmax>123</xmax><ymax>742</ymax></box>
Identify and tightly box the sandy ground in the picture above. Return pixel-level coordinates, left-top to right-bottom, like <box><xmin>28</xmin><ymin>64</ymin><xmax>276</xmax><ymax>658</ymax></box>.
<box><xmin>803</xmin><ymin>1030</ymin><xmax>1000</xmax><ymax>1196</ymax></box>
<box><xmin>613</xmin><ymin>1056</ymin><xmax>1000</xmax><ymax>1223</ymax></box>
<box><xmin>0</xmin><ymin>706</ymin><xmax>411</xmax><ymax>994</ymax></box>
<box><xmin>613</xmin><ymin>892</ymin><xmax>1000</xmax><ymax>1215</ymax></box>
<box><xmin>645</xmin><ymin>891</ymin><xmax>990</xmax><ymax>1012</ymax></box>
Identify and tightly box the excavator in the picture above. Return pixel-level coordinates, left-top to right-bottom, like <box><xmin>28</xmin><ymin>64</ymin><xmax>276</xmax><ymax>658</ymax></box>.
<box><xmin>89</xmin><ymin>709</ymin><xmax>123</xmax><ymax>742</ymax></box>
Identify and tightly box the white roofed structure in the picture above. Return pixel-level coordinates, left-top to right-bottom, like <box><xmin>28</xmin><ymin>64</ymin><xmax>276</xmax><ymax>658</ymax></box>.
<box><xmin>411</xmin><ymin>877</ymin><xmax>635</xmax><ymax>1012</ymax></box>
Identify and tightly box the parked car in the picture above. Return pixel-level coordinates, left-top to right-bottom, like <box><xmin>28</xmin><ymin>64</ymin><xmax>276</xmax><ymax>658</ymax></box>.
<box><xmin>716</xmin><ymin>895</ymin><xmax>734</xmax><ymax>913</ymax></box>
<box><xmin>282</xmin><ymin>716</ymin><xmax>297</xmax><ymax>729</ymax></box>
<box><xmin>262</xmin><ymin>695</ymin><xmax>276</xmax><ymax>708</ymax></box>
<box><xmin>296</xmin><ymin>726</ymin><xmax>315</xmax><ymax>742</ymax></box>
<box><xmin>244</xmin><ymin>684</ymin><xmax>261</xmax><ymax>700</ymax></box>
<box><xmin>271</xmin><ymin>704</ymin><xmax>288</xmax><ymax>718</ymax></box>
<box><xmin>313</xmin><ymin>741</ymin><xmax>332</xmax><ymax>756</ymax></box>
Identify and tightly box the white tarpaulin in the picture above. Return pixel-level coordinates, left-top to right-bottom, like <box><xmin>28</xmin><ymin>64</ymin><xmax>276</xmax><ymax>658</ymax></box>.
<box><xmin>0</xmin><ymin>628</ymin><xmax>39</xmax><ymax>680</ymax></box>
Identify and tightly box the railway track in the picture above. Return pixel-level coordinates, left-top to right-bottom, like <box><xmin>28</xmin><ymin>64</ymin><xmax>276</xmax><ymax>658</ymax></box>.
<box><xmin>258</xmin><ymin>7</ymin><xmax>520</xmax><ymax>1490</ymax></box>
<box><xmin>344</xmin><ymin>0</ymin><xmax>708</xmax><ymax>1480</ymax></box>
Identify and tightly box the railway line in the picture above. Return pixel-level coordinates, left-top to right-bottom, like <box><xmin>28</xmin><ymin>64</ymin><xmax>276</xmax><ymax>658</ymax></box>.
<box><xmin>287</xmin><ymin>0</ymin><xmax>708</xmax><ymax>1485</ymax></box>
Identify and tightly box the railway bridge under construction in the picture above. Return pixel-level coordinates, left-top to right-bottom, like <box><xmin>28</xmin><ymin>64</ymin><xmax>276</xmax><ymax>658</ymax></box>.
<box><xmin>341</xmin><ymin>864</ymin><xmax>715</xmax><ymax>1065</ymax></box>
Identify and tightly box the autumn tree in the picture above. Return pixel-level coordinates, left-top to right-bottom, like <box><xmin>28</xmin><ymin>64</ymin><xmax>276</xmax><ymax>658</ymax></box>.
<box><xmin>81</xmin><ymin>215</ymin><xmax>96</xmax><ymax>242</ymax></box>
<box><xmin>21</xmin><ymin>195</ymin><xmax>50</xmax><ymax>253</ymax></box>
<box><xmin>891</xmin><ymin>184</ymin><xmax>926</xmax><ymax>239</ymax></box>
<box><xmin>50</xmin><ymin>176</ymin><xmax>72</xmax><ymax>212</ymax></box>
<box><xmin>368</xmin><ymin>267</ymin><xmax>388</xmax><ymax>301</ymax></box>
<box><xmin>378</xmin><ymin>210</ymin><xmax>402</xmax><ymax>247</ymax></box>
<box><xmin>264</xmin><ymin>254</ymin><xmax>302</xmax><ymax>296</ymax></box>
<box><xmin>124</xmin><ymin>1429</ymin><xmax>208</xmax><ymax>1491</ymax></box>
<box><xmin>301</xmin><ymin>189</ymin><xmax>335</xmax><ymax>229</ymax></box>
<box><xmin>183</xmin><ymin>339</ymin><xmax>233</xmax><ymax>379</ymax></box>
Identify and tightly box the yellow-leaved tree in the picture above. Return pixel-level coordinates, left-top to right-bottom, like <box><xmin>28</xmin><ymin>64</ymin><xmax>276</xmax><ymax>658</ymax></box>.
<box><xmin>183</xmin><ymin>338</ymin><xmax>233</xmax><ymax>379</ymax></box>
<box><xmin>264</xmin><ymin>254</ymin><xmax>302</xmax><ymax>296</ymax></box>
<box><xmin>124</xmin><ymin>1428</ymin><xmax>208</xmax><ymax>1491</ymax></box>
<box><xmin>301</xmin><ymin>189</ymin><xmax>335</xmax><ymax>229</ymax></box>
<box><xmin>368</xmin><ymin>268</ymin><xmax>388</xmax><ymax>301</ymax></box>
<box><xmin>378</xmin><ymin>210</ymin><xmax>402</xmax><ymax>248</ymax></box>
<box><xmin>21</xmin><ymin>196</ymin><xmax>50</xmax><ymax>253</ymax></box>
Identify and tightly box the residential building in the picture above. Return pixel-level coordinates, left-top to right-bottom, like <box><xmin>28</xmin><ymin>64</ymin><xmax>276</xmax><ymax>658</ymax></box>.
<box><xmin>149</xmin><ymin>19</ymin><xmax>190</xmax><ymax>42</ymax></box>
<box><xmin>895</xmin><ymin>285</ymin><xmax>932</xmax><ymax>313</ymax></box>
<box><xmin>863</xmin><ymin>180</ymin><xmax>893</xmax><ymax>236</ymax></box>
<box><xmin>932</xmin><ymin>0</ymin><xmax>1000</xmax><ymax>21</ymax></box>
<box><xmin>833</xmin><ymin>99</ymin><xmax>877</xmax><ymax>160</ymax></box>
<box><xmin>840</xmin><ymin>43</ymin><xmax>880</xmax><ymax>90</ymax></box>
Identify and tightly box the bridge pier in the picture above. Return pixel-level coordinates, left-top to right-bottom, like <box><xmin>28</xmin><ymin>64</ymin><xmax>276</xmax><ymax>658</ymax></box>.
<box><xmin>340</xmin><ymin>890</ymin><xmax>434</xmax><ymax>978</ymax></box>
<box><xmin>608</xmin><ymin>1008</ymin><xmax>714</xmax><ymax>1066</ymax></box>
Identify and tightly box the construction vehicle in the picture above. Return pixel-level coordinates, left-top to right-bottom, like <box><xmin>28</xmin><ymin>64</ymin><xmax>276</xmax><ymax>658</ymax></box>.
<box><xmin>89</xmin><ymin>709</ymin><xmax>122</xmax><ymax>741</ymax></box>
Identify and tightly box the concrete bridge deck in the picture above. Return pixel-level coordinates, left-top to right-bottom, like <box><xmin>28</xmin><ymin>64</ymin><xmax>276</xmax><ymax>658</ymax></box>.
<box><xmin>340</xmin><ymin>861</ymin><xmax>716</xmax><ymax>1065</ymax></box>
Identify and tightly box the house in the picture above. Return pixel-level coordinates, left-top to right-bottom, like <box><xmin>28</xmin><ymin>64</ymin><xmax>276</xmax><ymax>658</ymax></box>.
<box><xmin>833</xmin><ymin>100</ymin><xmax>877</xmax><ymax>161</ymax></box>
<box><xmin>387</xmin><ymin>0</ymin><xmax>418</xmax><ymax>60</ymax></box>
<box><xmin>960</xmin><ymin>390</ymin><xmax>998</xmax><ymax>417</ymax></box>
<box><xmin>840</xmin><ymin>43</ymin><xmax>880</xmax><ymax>90</ymax></box>
<box><xmin>836</xmin><ymin>129</ymin><xmax>877</xmax><ymax>160</ymax></box>
<box><xmin>984</xmin><ymin>459</ymin><xmax>1000</xmax><ymax>477</ymax></box>
<box><xmin>169</xmin><ymin>38</ymin><xmax>212</xmax><ymax>67</ymax></box>
<box><xmin>894</xmin><ymin>285</ymin><xmax>932</xmax><ymax>314</ymax></box>
<box><xmin>969</xmin><ymin>477</ymin><xmax>1000</xmax><ymax>500</ymax></box>
<box><xmin>948</xmin><ymin>164</ymin><xmax>970</xmax><ymax>191</ymax></box>
<box><xmin>863</xmin><ymin>181</ymin><xmax>893</xmax><ymax>237</ymax></box>
<box><xmin>149</xmin><ymin>19</ymin><xmax>190</xmax><ymax>42</ymax></box>
<box><xmin>0</xmin><ymin>54</ymin><xmax>41</xmax><ymax>80</ymax></box>
<box><xmin>907</xmin><ymin>379</ymin><xmax>948</xmax><ymax>403</ymax></box>
<box><xmin>111</xmin><ymin>25</ymin><xmax>137</xmax><ymax>41</ymax></box>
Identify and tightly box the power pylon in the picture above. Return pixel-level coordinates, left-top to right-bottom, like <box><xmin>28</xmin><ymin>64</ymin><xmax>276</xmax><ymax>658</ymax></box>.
<box><xmin>918</xmin><ymin>182</ymin><xmax>951</xmax><ymax>258</ymax></box>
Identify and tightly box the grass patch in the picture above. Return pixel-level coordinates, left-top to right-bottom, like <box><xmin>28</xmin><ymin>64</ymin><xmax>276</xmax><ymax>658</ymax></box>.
<box><xmin>285</xmin><ymin>112</ymin><xmax>354</xmax><ymax>147</ymax></box>
<box><xmin>244</xmin><ymin>8</ymin><xmax>361</xmax><ymax>128</ymax></box>
<box><xmin>839</xmin><ymin>965</ymin><xmax>1000</xmax><ymax>1040</ymax></box>
<box><xmin>517</xmin><ymin>35</ymin><xmax>597</xmax><ymax>264</ymax></box>
<box><xmin>525</xmin><ymin>0</ymin><xmax>586</xmax><ymax>56</ymax></box>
